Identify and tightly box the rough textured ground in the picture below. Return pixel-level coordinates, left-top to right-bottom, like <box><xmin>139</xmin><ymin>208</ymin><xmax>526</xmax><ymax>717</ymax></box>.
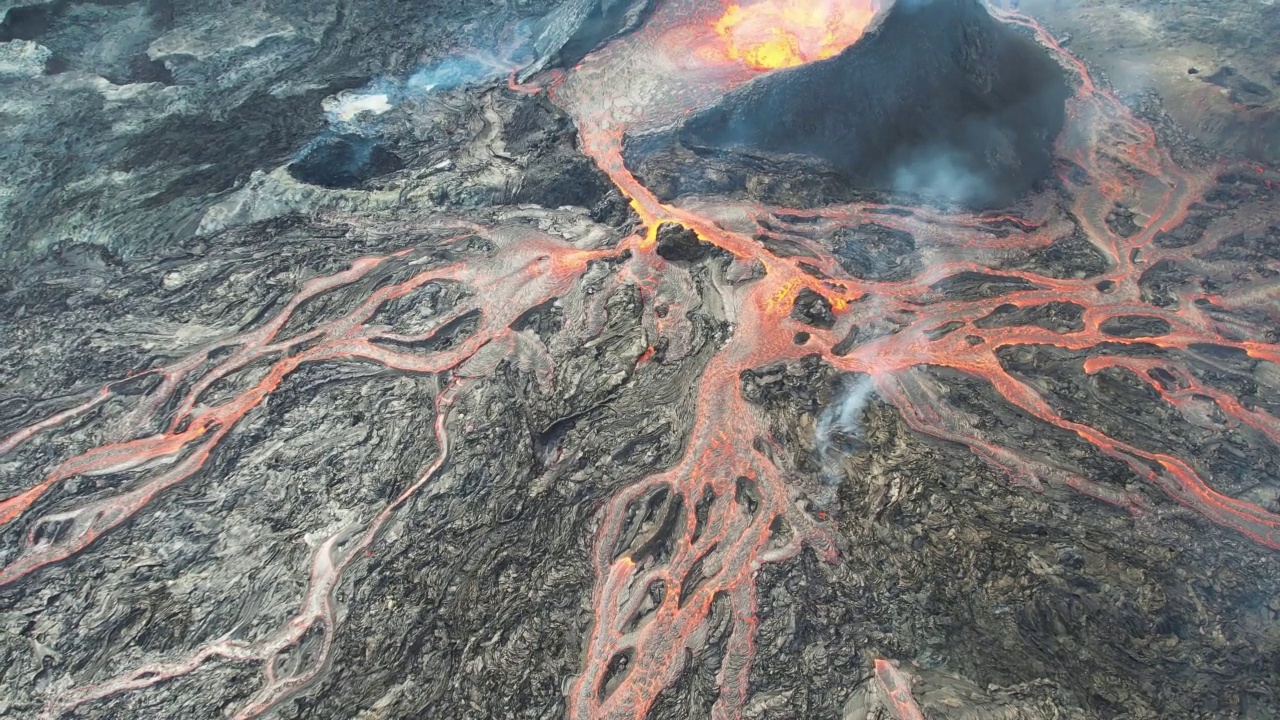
<box><xmin>1010</xmin><ymin>0</ymin><xmax>1280</xmax><ymax>165</ymax></box>
<box><xmin>2</xmin><ymin>1</ymin><xmax>1280</xmax><ymax>719</ymax></box>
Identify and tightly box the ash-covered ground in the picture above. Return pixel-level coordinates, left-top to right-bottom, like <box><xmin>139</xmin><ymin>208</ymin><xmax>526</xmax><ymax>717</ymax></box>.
<box><xmin>3</xmin><ymin>1</ymin><xmax>1280</xmax><ymax>720</ymax></box>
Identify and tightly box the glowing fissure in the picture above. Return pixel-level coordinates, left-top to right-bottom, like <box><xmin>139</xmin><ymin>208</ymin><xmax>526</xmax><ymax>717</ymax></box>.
<box><xmin>874</xmin><ymin>659</ymin><xmax>927</xmax><ymax>720</ymax></box>
<box><xmin>1</xmin><ymin>2</ymin><xmax>1278</xmax><ymax>719</ymax></box>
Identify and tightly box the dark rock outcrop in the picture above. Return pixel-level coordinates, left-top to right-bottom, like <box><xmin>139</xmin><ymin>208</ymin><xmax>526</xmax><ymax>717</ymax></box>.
<box><xmin>625</xmin><ymin>0</ymin><xmax>1072</xmax><ymax>209</ymax></box>
<box><xmin>521</xmin><ymin>0</ymin><xmax>656</xmax><ymax>80</ymax></box>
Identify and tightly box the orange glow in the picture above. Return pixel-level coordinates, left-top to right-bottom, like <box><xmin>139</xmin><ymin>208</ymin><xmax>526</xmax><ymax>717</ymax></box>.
<box><xmin>711</xmin><ymin>0</ymin><xmax>881</xmax><ymax>71</ymax></box>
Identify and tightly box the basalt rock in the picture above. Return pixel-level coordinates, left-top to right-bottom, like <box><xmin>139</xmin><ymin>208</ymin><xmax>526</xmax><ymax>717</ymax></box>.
<box><xmin>624</xmin><ymin>0</ymin><xmax>1071</xmax><ymax>209</ymax></box>
<box><xmin>521</xmin><ymin>0</ymin><xmax>656</xmax><ymax>80</ymax></box>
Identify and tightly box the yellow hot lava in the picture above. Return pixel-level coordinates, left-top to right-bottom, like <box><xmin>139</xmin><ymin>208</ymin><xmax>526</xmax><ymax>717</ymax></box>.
<box><xmin>711</xmin><ymin>0</ymin><xmax>881</xmax><ymax>71</ymax></box>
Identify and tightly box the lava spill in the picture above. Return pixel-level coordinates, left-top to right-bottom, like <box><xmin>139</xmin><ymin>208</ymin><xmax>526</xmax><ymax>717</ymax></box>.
<box><xmin>710</xmin><ymin>0</ymin><xmax>882</xmax><ymax>70</ymax></box>
<box><xmin>1</xmin><ymin>0</ymin><xmax>1279</xmax><ymax>718</ymax></box>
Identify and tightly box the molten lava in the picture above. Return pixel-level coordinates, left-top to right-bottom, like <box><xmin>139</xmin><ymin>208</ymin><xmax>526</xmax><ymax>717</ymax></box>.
<box><xmin>711</xmin><ymin>0</ymin><xmax>881</xmax><ymax>70</ymax></box>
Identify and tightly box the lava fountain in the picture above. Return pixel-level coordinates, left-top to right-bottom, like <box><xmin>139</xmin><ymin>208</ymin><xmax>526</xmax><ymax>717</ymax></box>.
<box><xmin>709</xmin><ymin>0</ymin><xmax>882</xmax><ymax>70</ymax></box>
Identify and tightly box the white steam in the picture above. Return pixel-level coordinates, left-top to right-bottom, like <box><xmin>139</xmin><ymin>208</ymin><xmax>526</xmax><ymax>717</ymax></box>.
<box><xmin>810</xmin><ymin>374</ymin><xmax>878</xmax><ymax>506</ymax></box>
<box><xmin>323</xmin><ymin>91</ymin><xmax>393</xmax><ymax>123</ymax></box>
<box><xmin>816</xmin><ymin>374</ymin><xmax>877</xmax><ymax>453</ymax></box>
<box><xmin>891</xmin><ymin>149</ymin><xmax>990</xmax><ymax>205</ymax></box>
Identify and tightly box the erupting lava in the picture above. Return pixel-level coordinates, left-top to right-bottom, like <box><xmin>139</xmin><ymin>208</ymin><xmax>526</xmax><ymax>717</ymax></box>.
<box><xmin>2</xmin><ymin>1</ymin><xmax>1280</xmax><ymax>719</ymax></box>
<box><xmin>710</xmin><ymin>0</ymin><xmax>881</xmax><ymax>70</ymax></box>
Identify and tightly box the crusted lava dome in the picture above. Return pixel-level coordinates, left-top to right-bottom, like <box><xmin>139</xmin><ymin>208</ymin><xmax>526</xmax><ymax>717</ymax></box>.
<box><xmin>623</xmin><ymin>0</ymin><xmax>1072</xmax><ymax>209</ymax></box>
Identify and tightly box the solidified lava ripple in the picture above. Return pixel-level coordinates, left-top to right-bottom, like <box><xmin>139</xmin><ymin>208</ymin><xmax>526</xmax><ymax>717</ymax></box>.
<box><xmin>1</xmin><ymin>3</ymin><xmax>1279</xmax><ymax>719</ymax></box>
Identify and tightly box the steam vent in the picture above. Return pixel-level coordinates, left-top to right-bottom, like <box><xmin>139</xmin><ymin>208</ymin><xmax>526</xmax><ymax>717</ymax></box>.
<box><xmin>626</xmin><ymin>0</ymin><xmax>1072</xmax><ymax>208</ymax></box>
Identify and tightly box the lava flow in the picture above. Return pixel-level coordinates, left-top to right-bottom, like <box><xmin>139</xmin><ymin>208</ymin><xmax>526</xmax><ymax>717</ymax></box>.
<box><xmin>1</xmin><ymin>0</ymin><xmax>1279</xmax><ymax>718</ymax></box>
<box><xmin>710</xmin><ymin>0</ymin><xmax>882</xmax><ymax>70</ymax></box>
<box><xmin>553</xmin><ymin>0</ymin><xmax>1280</xmax><ymax>717</ymax></box>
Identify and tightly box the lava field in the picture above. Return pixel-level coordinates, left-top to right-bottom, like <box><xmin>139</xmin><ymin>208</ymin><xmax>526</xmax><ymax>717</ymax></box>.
<box><xmin>2</xmin><ymin>0</ymin><xmax>1280</xmax><ymax>718</ymax></box>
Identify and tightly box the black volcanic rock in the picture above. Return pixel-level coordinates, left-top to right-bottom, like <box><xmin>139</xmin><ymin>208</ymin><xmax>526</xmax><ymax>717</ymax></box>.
<box><xmin>625</xmin><ymin>0</ymin><xmax>1071</xmax><ymax>208</ymax></box>
<box><xmin>654</xmin><ymin>221</ymin><xmax>729</xmax><ymax>263</ymax></box>
<box><xmin>287</xmin><ymin>133</ymin><xmax>405</xmax><ymax>189</ymax></box>
<box><xmin>521</xmin><ymin>0</ymin><xmax>656</xmax><ymax>80</ymax></box>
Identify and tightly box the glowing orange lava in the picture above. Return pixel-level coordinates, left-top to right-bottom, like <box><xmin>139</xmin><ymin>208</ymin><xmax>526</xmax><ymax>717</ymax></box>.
<box><xmin>710</xmin><ymin>0</ymin><xmax>881</xmax><ymax>70</ymax></box>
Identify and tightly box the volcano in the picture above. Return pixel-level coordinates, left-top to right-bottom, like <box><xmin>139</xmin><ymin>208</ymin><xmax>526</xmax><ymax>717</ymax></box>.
<box><xmin>4</xmin><ymin>0</ymin><xmax>1280</xmax><ymax>719</ymax></box>
<box><xmin>625</xmin><ymin>0</ymin><xmax>1072</xmax><ymax>208</ymax></box>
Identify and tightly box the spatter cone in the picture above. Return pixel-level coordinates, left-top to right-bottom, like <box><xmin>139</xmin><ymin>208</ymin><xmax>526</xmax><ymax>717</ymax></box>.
<box><xmin>624</xmin><ymin>0</ymin><xmax>1072</xmax><ymax>208</ymax></box>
